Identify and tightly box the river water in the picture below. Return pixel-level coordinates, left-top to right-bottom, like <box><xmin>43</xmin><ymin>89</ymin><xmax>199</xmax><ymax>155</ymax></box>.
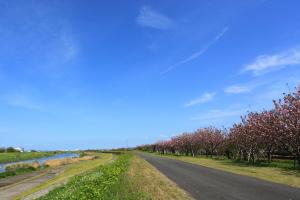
<box><xmin>0</xmin><ymin>153</ymin><xmax>79</xmax><ymax>173</ymax></box>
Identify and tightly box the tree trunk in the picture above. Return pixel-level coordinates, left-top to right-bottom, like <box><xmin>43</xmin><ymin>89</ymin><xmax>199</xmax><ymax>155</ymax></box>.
<box><xmin>297</xmin><ymin>153</ymin><xmax>300</xmax><ymax>168</ymax></box>
<box><xmin>267</xmin><ymin>152</ymin><xmax>272</xmax><ymax>163</ymax></box>
<box><xmin>247</xmin><ymin>148</ymin><xmax>252</xmax><ymax>163</ymax></box>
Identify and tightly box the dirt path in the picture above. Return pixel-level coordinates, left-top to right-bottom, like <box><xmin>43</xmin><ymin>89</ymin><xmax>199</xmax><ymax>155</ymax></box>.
<box><xmin>0</xmin><ymin>167</ymin><xmax>65</xmax><ymax>200</ymax></box>
<box><xmin>0</xmin><ymin>168</ymin><xmax>52</xmax><ymax>188</ymax></box>
<box><xmin>140</xmin><ymin>153</ymin><xmax>300</xmax><ymax>200</ymax></box>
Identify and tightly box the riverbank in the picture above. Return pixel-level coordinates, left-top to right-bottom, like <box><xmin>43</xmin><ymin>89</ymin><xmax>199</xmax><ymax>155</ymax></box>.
<box><xmin>0</xmin><ymin>152</ymin><xmax>80</xmax><ymax>179</ymax></box>
<box><xmin>0</xmin><ymin>152</ymin><xmax>56</xmax><ymax>164</ymax></box>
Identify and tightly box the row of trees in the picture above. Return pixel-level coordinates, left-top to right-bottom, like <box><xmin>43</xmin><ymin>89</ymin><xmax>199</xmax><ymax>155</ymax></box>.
<box><xmin>0</xmin><ymin>147</ymin><xmax>22</xmax><ymax>153</ymax></box>
<box><xmin>137</xmin><ymin>86</ymin><xmax>300</xmax><ymax>167</ymax></box>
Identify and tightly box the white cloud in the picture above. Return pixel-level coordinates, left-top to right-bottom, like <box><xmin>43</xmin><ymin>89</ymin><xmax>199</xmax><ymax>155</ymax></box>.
<box><xmin>3</xmin><ymin>92</ymin><xmax>46</xmax><ymax>112</ymax></box>
<box><xmin>162</xmin><ymin>27</ymin><xmax>228</xmax><ymax>74</ymax></box>
<box><xmin>0</xmin><ymin>2</ymin><xmax>79</xmax><ymax>79</ymax></box>
<box><xmin>243</xmin><ymin>47</ymin><xmax>300</xmax><ymax>75</ymax></box>
<box><xmin>137</xmin><ymin>6</ymin><xmax>172</xmax><ymax>30</ymax></box>
<box><xmin>184</xmin><ymin>92</ymin><xmax>216</xmax><ymax>107</ymax></box>
<box><xmin>60</xmin><ymin>30</ymin><xmax>78</xmax><ymax>62</ymax></box>
<box><xmin>159</xmin><ymin>134</ymin><xmax>168</xmax><ymax>138</ymax></box>
<box><xmin>224</xmin><ymin>85</ymin><xmax>252</xmax><ymax>94</ymax></box>
<box><xmin>1</xmin><ymin>89</ymin><xmax>53</xmax><ymax>113</ymax></box>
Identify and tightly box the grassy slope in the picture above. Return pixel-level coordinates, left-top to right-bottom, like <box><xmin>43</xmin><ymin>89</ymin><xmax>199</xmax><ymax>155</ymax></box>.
<box><xmin>15</xmin><ymin>153</ymin><xmax>113</xmax><ymax>200</ymax></box>
<box><xmin>36</xmin><ymin>153</ymin><xmax>130</xmax><ymax>200</ymax></box>
<box><xmin>150</xmin><ymin>153</ymin><xmax>300</xmax><ymax>188</ymax></box>
<box><xmin>125</xmin><ymin>155</ymin><xmax>191</xmax><ymax>200</ymax></box>
<box><xmin>0</xmin><ymin>152</ymin><xmax>55</xmax><ymax>164</ymax></box>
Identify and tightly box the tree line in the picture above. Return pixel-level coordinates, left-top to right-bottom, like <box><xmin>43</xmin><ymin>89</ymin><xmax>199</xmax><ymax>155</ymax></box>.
<box><xmin>137</xmin><ymin>86</ymin><xmax>300</xmax><ymax>168</ymax></box>
<box><xmin>0</xmin><ymin>147</ymin><xmax>23</xmax><ymax>153</ymax></box>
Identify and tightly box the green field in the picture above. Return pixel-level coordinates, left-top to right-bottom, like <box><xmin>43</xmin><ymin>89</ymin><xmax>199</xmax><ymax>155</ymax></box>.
<box><xmin>0</xmin><ymin>152</ymin><xmax>55</xmax><ymax>164</ymax></box>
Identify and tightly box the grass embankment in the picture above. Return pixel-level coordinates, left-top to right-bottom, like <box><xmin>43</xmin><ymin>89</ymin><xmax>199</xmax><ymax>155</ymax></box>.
<box><xmin>36</xmin><ymin>153</ymin><xmax>130</xmax><ymax>200</ymax></box>
<box><xmin>16</xmin><ymin>153</ymin><xmax>113</xmax><ymax>200</ymax></box>
<box><xmin>151</xmin><ymin>153</ymin><xmax>300</xmax><ymax>188</ymax></box>
<box><xmin>0</xmin><ymin>152</ymin><xmax>55</xmax><ymax>164</ymax></box>
<box><xmin>125</xmin><ymin>155</ymin><xmax>191</xmax><ymax>200</ymax></box>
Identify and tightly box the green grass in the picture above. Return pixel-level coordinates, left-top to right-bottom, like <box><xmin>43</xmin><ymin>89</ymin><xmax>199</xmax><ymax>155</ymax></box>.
<box><xmin>148</xmin><ymin>152</ymin><xmax>300</xmax><ymax>188</ymax></box>
<box><xmin>125</xmin><ymin>155</ymin><xmax>191</xmax><ymax>200</ymax></box>
<box><xmin>0</xmin><ymin>152</ymin><xmax>55</xmax><ymax>164</ymax></box>
<box><xmin>223</xmin><ymin>157</ymin><xmax>296</xmax><ymax>170</ymax></box>
<box><xmin>15</xmin><ymin>153</ymin><xmax>113</xmax><ymax>200</ymax></box>
<box><xmin>37</xmin><ymin>153</ymin><xmax>134</xmax><ymax>200</ymax></box>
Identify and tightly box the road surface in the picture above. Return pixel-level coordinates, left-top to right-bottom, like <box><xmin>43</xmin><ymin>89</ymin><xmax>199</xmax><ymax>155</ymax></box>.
<box><xmin>139</xmin><ymin>153</ymin><xmax>300</xmax><ymax>200</ymax></box>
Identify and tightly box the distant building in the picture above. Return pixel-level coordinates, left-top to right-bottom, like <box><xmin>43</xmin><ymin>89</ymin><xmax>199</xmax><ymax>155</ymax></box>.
<box><xmin>13</xmin><ymin>147</ymin><xmax>24</xmax><ymax>152</ymax></box>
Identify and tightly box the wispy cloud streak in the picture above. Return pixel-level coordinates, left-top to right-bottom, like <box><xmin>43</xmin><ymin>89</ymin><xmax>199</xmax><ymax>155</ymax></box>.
<box><xmin>184</xmin><ymin>92</ymin><xmax>216</xmax><ymax>107</ymax></box>
<box><xmin>190</xmin><ymin>107</ymin><xmax>248</xmax><ymax>121</ymax></box>
<box><xmin>162</xmin><ymin>27</ymin><xmax>228</xmax><ymax>74</ymax></box>
<box><xmin>224</xmin><ymin>85</ymin><xmax>252</xmax><ymax>94</ymax></box>
<box><xmin>137</xmin><ymin>6</ymin><xmax>173</xmax><ymax>30</ymax></box>
<box><xmin>243</xmin><ymin>47</ymin><xmax>300</xmax><ymax>75</ymax></box>
<box><xmin>3</xmin><ymin>93</ymin><xmax>46</xmax><ymax>112</ymax></box>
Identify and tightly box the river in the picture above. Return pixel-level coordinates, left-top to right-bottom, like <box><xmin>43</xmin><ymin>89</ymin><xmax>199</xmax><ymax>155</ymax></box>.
<box><xmin>0</xmin><ymin>153</ymin><xmax>79</xmax><ymax>173</ymax></box>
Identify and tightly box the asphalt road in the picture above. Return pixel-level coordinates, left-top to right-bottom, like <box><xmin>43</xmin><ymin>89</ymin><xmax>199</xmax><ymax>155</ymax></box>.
<box><xmin>139</xmin><ymin>153</ymin><xmax>300</xmax><ymax>200</ymax></box>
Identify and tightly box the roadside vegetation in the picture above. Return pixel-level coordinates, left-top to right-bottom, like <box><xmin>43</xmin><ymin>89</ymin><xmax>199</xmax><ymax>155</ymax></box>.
<box><xmin>0</xmin><ymin>152</ymin><xmax>55</xmax><ymax>164</ymax></box>
<box><xmin>125</xmin><ymin>155</ymin><xmax>191</xmax><ymax>200</ymax></box>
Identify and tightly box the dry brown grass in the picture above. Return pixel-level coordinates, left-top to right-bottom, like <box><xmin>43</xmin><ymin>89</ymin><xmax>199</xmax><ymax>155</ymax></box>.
<box><xmin>5</xmin><ymin>162</ymin><xmax>40</xmax><ymax>171</ymax></box>
<box><xmin>44</xmin><ymin>156</ymin><xmax>95</xmax><ymax>168</ymax></box>
<box><xmin>127</xmin><ymin>155</ymin><xmax>192</xmax><ymax>200</ymax></box>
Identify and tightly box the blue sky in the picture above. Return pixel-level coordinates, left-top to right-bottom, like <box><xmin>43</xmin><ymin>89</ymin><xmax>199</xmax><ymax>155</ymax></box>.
<box><xmin>1</xmin><ymin>0</ymin><xmax>300</xmax><ymax>150</ymax></box>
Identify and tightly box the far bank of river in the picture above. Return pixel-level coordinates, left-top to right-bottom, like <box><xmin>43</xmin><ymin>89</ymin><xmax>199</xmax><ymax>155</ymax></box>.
<box><xmin>0</xmin><ymin>153</ymin><xmax>79</xmax><ymax>173</ymax></box>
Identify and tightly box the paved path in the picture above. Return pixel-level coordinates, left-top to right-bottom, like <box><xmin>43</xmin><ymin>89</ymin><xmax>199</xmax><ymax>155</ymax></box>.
<box><xmin>0</xmin><ymin>167</ymin><xmax>65</xmax><ymax>200</ymax></box>
<box><xmin>139</xmin><ymin>153</ymin><xmax>300</xmax><ymax>200</ymax></box>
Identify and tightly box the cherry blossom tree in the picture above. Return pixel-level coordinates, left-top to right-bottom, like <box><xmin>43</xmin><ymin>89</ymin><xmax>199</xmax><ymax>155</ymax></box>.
<box><xmin>137</xmin><ymin>85</ymin><xmax>300</xmax><ymax>167</ymax></box>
